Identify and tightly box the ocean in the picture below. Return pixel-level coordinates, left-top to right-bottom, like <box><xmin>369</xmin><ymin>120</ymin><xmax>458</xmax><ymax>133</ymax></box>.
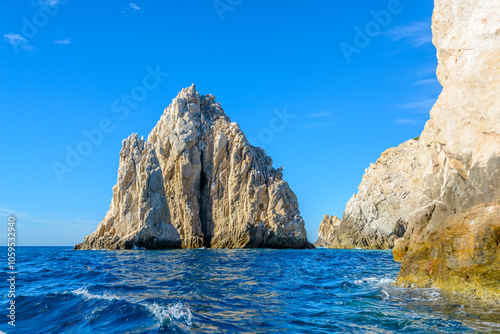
<box><xmin>1</xmin><ymin>247</ymin><xmax>499</xmax><ymax>333</ymax></box>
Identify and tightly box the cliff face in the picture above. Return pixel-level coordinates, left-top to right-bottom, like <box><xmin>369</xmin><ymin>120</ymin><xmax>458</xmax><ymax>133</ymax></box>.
<box><xmin>324</xmin><ymin>0</ymin><xmax>500</xmax><ymax>249</ymax></box>
<box><xmin>75</xmin><ymin>85</ymin><xmax>313</xmax><ymax>250</ymax></box>
<box><xmin>395</xmin><ymin>0</ymin><xmax>500</xmax><ymax>301</ymax></box>
<box><xmin>314</xmin><ymin>215</ymin><xmax>341</xmax><ymax>247</ymax></box>
<box><xmin>327</xmin><ymin>140</ymin><xmax>429</xmax><ymax>249</ymax></box>
<box><xmin>324</xmin><ymin>0</ymin><xmax>500</xmax><ymax>301</ymax></box>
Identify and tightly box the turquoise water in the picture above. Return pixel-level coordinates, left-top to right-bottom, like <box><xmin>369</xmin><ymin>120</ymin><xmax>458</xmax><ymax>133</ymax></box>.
<box><xmin>1</xmin><ymin>247</ymin><xmax>500</xmax><ymax>333</ymax></box>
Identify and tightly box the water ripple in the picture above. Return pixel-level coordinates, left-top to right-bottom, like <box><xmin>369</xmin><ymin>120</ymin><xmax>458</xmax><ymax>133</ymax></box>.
<box><xmin>1</xmin><ymin>247</ymin><xmax>499</xmax><ymax>333</ymax></box>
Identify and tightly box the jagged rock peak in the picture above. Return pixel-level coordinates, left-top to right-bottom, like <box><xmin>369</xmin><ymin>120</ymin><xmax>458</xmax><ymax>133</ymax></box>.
<box><xmin>75</xmin><ymin>86</ymin><xmax>314</xmax><ymax>250</ymax></box>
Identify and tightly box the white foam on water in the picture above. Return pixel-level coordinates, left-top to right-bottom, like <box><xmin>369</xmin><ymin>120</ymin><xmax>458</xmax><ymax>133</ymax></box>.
<box><xmin>71</xmin><ymin>287</ymin><xmax>193</xmax><ymax>327</ymax></box>
<box><xmin>143</xmin><ymin>302</ymin><xmax>193</xmax><ymax>326</ymax></box>
<box><xmin>72</xmin><ymin>287</ymin><xmax>118</xmax><ymax>301</ymax></box>
<box><xmin>354</xmin><ymin>277</ymin><xmax>395</xmax><ymax>285</ymax></box>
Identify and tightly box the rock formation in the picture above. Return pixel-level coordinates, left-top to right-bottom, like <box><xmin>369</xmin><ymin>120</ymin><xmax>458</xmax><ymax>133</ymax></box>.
<box><xmin>75</xmin><ymin>85</ymin><xmax>313</xmax><ymax>250</ymax></box>
<box><xmin>396</xmin><ymin>202</ymin><xmax>500</xmax><ymax>304</ymax></box>
<box><xmin>395</xmin><ymin>0</ymin><xmax>500</xmax><ymax>302</ymax></box>
<box><xmin>326</xmin><ymin>140</ymin><xmax>428</xmax><ymax>249</ymax></box>
<box><xmin>324</xmin><ymin>0</ymin><xmax>500</xmax><ymax>301</ymax></box>
<box><xmin>314</xmin><ymin>215</ymin><xmax>341</xmax><ymax>247</ymax></box>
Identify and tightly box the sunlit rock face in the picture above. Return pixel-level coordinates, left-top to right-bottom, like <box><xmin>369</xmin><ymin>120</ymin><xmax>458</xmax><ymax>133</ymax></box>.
<box><xmin>75</xmin><ymin>85</ymin><xmax>313</xmax><ymax>250</ymax></box>
<box><xmin>314</xmin><ymin>215</ymin><xmax>341</xmax><ymax>248</ymax></box>
<box><xmin>325</xmin><ymin>0</ymin><xmax>500</xmax><ymax>302</ymax></box>
<box><xmin>325</xmin><ymin>0</ymin><xmax>499</xmax><ymax>249</ymax></box>
<box><xmin>327</xmin><ymin>139</ymin><xmax>429</xmax><ymax>249</ymax></box>
<box><xmin>395</xmin><ymin>0</ymin><xmax>500</xmax><ymax>302</ymax></box>
<box><xmin>396</xmin><ymin>203</ymin><xmax>500</xmax><ymax>305</ymax></box>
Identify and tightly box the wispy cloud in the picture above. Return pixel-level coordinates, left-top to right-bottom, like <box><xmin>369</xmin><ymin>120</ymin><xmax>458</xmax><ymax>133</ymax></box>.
<box><xmin>308</xmin><ymin>111</ymin><xmax>334</xmax><ymax>118</ymax></box>
<box><xmin>386</xmin><ymin>21</ymin><xmax>432</xmax><ymax>47</ymax></box>
<box><xmin>53</xmin><ymin>37</ymin><xmax>71</xmax><ymax>45</ymax></box>
<box><xmin>416</xmin><ymin>66</ymin><xmax>438</xmax><ymax>77</ymax></box>
<box><xmin>24</xmin><ymin>219</ymin><xmax>53</xmax><ymax>224</ymax></box>
<box><xmin>413</xmin><ymin>78</ymin><xmax>439</xmax><ymax>87</ymax></box>
<box><xmin>122</xmin><ymin>2</ymin><xmax>142</xmax><ymax>13</ymax></box>
<box><xmin>129</xmin><ymin>3</ymin><xmax>141</xmax><ymax>10</ymax></box>
<box><xmin>4</xmin><ymin>33</ymin><xmax>36</xmax><ymax>52</ymax></box>
<box><xmin>39</xmin><ymin>0</ymin><xmax>60</xmax><ymax>6</ymax></box>
<box><xmin>0</xmin><ymin>206</ymin><xmax>28</xmax><ymax>218</ymax></box>
<box><xmin>394</xmin><ymin>118</ymin><xmax>416</xmax><ymax>125</ymax></box>
<box><xmin>396</xmin><ymin>98</ymin><xmax>436</xmax><ymax>112</ymax></box>
<box><xmin>303</xmin><ymin>123</ymin><xmax>334</xmax><ymax>129</ymax></box>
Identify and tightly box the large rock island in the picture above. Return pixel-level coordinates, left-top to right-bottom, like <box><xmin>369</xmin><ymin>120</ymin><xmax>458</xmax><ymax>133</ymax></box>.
<box><xmin>320</xmin><ymin>0</ymin><xmax>500</xmax><ymax>302</ymax></box>
<box><xmin>75</xmin><ymin>85</ymin><xmax>313</xmax><ymax>250</ymax></box>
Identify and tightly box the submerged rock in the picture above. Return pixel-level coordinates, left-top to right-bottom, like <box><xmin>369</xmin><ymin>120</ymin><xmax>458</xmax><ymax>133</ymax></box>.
<box><xmin>75</xmin><ymin>85</ymin><xmax>313</xmax><ymax>250</ymax></box>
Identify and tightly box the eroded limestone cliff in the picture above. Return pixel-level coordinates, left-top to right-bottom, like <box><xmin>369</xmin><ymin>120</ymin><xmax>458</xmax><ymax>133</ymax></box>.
<box><xmin>322</xmin><ymin>0</ymin><xmax>500</xmax><ymax>302</ymax></box>
<box><xmin>75</xmin><ymin>85</ymin><xmax>313</xmax><ymax>250</ymax></box>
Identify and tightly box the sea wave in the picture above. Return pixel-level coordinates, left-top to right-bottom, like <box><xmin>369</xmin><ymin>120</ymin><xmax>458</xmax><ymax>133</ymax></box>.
<box><xmin>71</xmin><ymin>287</ymin><xmax>193</xmax><ymax>327</ymax></box>
<box><xmin>142</xmin><ymin>302</ymin><xmax>193</xmax><ymax>326</ymax></box>
<box><xmin>72</xmin><ymin>287</ymin><xmax>119</xmax><ymax>301</ymax></box>
<box><xmin>354</xmin><ymin>277</ymin><xmax>395</xmax><ymax>286</ymax></box>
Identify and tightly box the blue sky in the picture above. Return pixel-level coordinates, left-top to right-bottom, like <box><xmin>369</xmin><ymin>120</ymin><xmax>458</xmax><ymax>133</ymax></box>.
<box><xmin>0</xmin><ymin>0</ymin><xmax>441</xmax><ymax>246</ymax></box>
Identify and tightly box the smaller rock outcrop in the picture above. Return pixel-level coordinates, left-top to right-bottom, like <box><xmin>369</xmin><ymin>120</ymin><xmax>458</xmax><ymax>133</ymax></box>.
<box><xmin>314</xmin><ymin>215</ymin><xmax>341</xmax><ymax>247</ymax></box>
<box><xmin>325</xmin><ymin>139</ymin><xmax>428</xmax><ymax>249</ymax></box>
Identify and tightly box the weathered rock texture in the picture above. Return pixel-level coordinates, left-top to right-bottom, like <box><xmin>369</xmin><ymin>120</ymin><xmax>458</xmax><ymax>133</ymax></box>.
<box><xmin>314</xmin><ymin>215</ymin><xmax>341</xmax><ymax>247</ymax></box>
<box><xmin>396</xmin><ymin>203</ymin><xmax>500</xmax><ymax>305</ymax></box>
<box><xmin>326</xmin><ymin>140</ymin><xmax>428</xmax><ymax>249</ymax></box>
<box><xmin>394</xmin><ymin>0</ymin><xmax>500</xmax><ymax>302</ymax></box>
<box><xmin>75</xmin><ymin>85</ymin><xmax>313</xmax><ymax>250</ymax></box>
<box><xmin>325</xmin><ymin>0</ymin><xmax>500</xmax><ymax>302</ymax></box>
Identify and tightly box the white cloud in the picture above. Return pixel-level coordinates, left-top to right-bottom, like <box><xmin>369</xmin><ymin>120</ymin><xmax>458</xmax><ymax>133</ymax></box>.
<box><xmin>413</xmin><ymin>78</ymin><xmax>440</xmax><ymax>86</ymax></box>
<box><xmin>39</xmin><ymin>0</ymin><xmax>60</xmax><ymax>6</ymax></box>
<box><xmin>396</xmin><ymin>98</ymin><xmax>436</xmax><ymax>112</ymax></box>
<box><xmin>308</xmin><ymin>111</ymin><xmax>334</xmax><ymax>118</ymax></box>
<box><xmin>4</xmin><ymin>33</ymin><xmax>26</xmax><ymax>46</ymax></box>
<box><xmin>129</xmin><ymin>3</ymin><xmax>141</xmax><ymax>10</ymax></box>
<box><xmin>394</xmin><ymin>118</ymin><xmax>416</xmax><ymax>125</ymax></box>
<box><xmin>122</xmin><ymin>2</ymin><xmax>142</xmax><ymax>13</ymax></box>
<box><xmin>386</xmin><ymin>21</ymin><xmax>432</xmax><ymax>47</ymax></box>
<box><xmin>25</xmin><ymin>219</ymin><xmax>52</xmax><ymax>224</ymax></box>
<box><xmin>303</xmin><ymin>123</ymin><xmax>334</xmax><ymax>129</ymax></box>
<box><xmin>0</xmin><ymin>206</ymin><xmax>28</xmax><ymax>218</ymax></box>
<box><xmin>3</xmin><ymin>33</ymin><xmax>35</xmax><ymax>52</ymax></box>
<box><xmin>53</xmin><ymin>37</ymin><xmax>71</xmax><ymax>45</ymax></box>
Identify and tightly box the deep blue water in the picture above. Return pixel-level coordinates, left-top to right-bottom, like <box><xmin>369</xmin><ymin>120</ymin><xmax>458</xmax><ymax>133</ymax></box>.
<box><xmin>1</xmin><ymin>247</ymin><xmax>500</xmax><ymax>333</ymax></box>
